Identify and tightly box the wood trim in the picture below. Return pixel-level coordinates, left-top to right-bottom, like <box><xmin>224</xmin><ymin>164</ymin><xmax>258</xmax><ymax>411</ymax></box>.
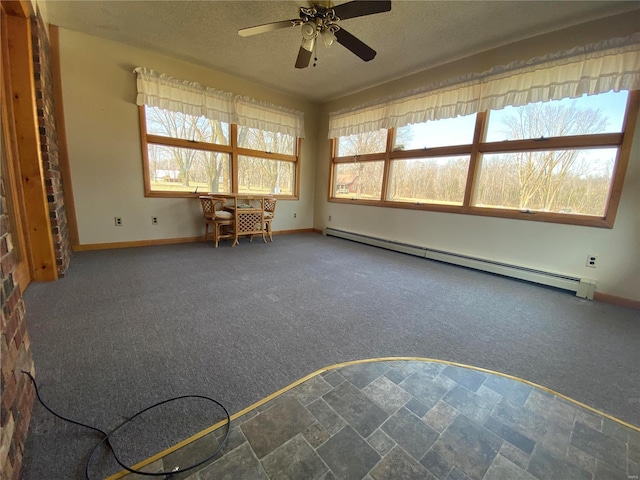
<box><xmin>236</xmin><ymin>147</ymin><xmax>296</xmax><ymax>162</ymax></box>
<box><xmin>328</xmin><ymin>196</ymin><xmax>610</xmax><ymax>228</ymax></box>
<box><xmin>6</xmin><ymin>14</ymin><xmax>57</xmax><ymax>281</ymax></box>
<box><xmin>463</xmin><ymin>111</ymin><xmax>487</xmax><ymax>207</ymax></box>
<box><xmin>603</xmin><ymin>90</ymin><xmax>640</xmax><ymax>227</ymax></box>
<box><xmin>1</xmin><ymin>8</ymin><xmax>29</xmax><ymax>291</ymax></box>
<box><xmin>144</xmin><ymin>190</ymin><xmax>203</xmax><ymax>199</ymax></box>
<box><xmin>462</xmin><ymin>205</ymin><xmax>609</xmax><ymax>227</ymax></box>
<box><xmin>336</xmin><ymin>141</ymin><xmax>477</xmax><ymax>165</ymax></box>
<box><xmin>333</xmin><ymin>152</ymin><xmax>387</xmax><ymax>163</ymax></box>
<box><xmin>139</xmin><ymin>105</ymin><xmax>152</xmax><ymax>196</ymax></box>
<box><xmin>230</xmin><ymin>123</ymin><xmax>239</xmax><ymax>193</ymax></box>
<box><xmin>293</xmin><ymin>137</ymin><xmax>302</xmax><ymax>199</ymax></box>
<box><xmin>593</xmin><ymin>291</ymin><xmax>640</xmax><ymax>310</ymax></box>
<box><xmin>389</xmin><ymin>144</ymin><xmax>472</xmax><ymax>160</ymax></box>
<box><xmin>478</xmin><ymin>132</ymin><xmax>622</xmax><ymax>154</ymax></box>
<box><xmin>73</xmin><ymin>236</ymin><xmax>203</xmax><ymax>251</ymax></box>
<box><xmin>380</xmin><ymin>128</ymin><xmax>395</xmax><ymax>201</ymax></box>
<box><xmin>144</xmin><ymin>190</ymin><xmax>299</xmax><ymax>200</ymax></box>
<box><xmin>272</xmin><ymin>228</ymin><xmax>315</xmax><ymax>236</ymax></box>
<box><xmin>1</xmin><ymin>0</ymin><xmax>32</xmax><ymax>18</ymax></box>
<box><xmin>73</xmin><ymin>229</ymin><xmax>316</xmax><ymax>251</ymax></box>
<box><xmin>146</xmin><ymin>133</ymin><xmax>234</xmax><ymax>154</ymax></box>
<box><xmin>49</xmin><ymin>25</ymin><xmax>79</xmax><ymax>247</ymax></box>
<box><xmin>327</xmin><ymin>138</ymin><xmax>336</xmax><ymax>201</ymax></box>
<box><xmin>329</xmin><ymin>197</ymin><xmax>462</xmax><ymax>212</ymax></box>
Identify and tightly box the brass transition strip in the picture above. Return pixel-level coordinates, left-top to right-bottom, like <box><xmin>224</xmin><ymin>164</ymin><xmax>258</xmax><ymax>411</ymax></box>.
<box><xmin>106</xmin><ymin>356</ymin><xmax>640</xmax><ymax>479</ymax></box>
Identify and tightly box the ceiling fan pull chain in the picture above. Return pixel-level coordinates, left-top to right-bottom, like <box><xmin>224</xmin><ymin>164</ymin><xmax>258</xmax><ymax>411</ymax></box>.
<box><xmin>313</xmin><ymin>41</ymin><xmax>318</xmax><ymax>68</ymax></box>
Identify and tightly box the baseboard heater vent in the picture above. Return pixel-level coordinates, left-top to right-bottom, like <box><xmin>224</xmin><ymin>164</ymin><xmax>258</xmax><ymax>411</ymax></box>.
<box><xmin>324</xmin><ymin>228</ymin><xmax>595</xmax><ymax>299</ymax></box>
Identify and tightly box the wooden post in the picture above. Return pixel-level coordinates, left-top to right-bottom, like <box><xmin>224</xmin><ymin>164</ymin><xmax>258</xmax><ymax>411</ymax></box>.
<box><xmin>6</xmin><ymin>14</ymin><xmax>57</xmax><ymax>281</ymax></box>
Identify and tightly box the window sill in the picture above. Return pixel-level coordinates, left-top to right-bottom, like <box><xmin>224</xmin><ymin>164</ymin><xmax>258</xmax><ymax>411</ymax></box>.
<box><xmin>146</xmin><ymin>190</ymin><xmax>299</xmax><ymax>200</ymax></box>
<box><xmin>327</xmin><ymin>197</ymin><xmax>612</xmax><ymax>228</ymax></box>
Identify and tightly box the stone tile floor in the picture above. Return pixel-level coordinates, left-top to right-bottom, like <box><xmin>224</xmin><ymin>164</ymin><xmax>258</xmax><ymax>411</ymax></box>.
<box><xmin>115</xmin><ymin>360</ymin><xmax>640</xmax><ymax>480</ymax></box>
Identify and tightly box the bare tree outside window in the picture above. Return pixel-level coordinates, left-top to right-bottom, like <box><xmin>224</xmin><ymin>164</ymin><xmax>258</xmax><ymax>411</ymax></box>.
<box><xmin>145</xmin><ymin>107</ymin><xmax>231</xmax><ymax>192</ymax></box>
<box><xmin>389</xmin><ymin>156</ymin><xmax>469</xmax><ymax>204</ymax></box>
<box><xmin>237</xmin><ymin>127</ymin><xmax>296</xmax><ymax>194</ymax></box>
<box><xmin>143</xmin><ymin>107</ymin><xmax>297</xmax><ymax>195</ymax></box>
<box><xmin>238</xmin><ymin>126</ymin><xmax>295</xmax><ymax>154</ymax></box>
<box><xmin>198</xmin><ymin>151</ymin><xmax>231</xmax><ymax>193</ymax></box>
<box><xmin>239</xmin><ymin>156</ymin><xmax>294</xmax><ymax>195</ymax></box>
<box><xmin>476</xmin><ymin>100</ymin><xmax>615</xmax><ymax>215</ymax></box>
<box><xmin>335</xmin><ymin>129</ymin><xmax>397</xmax><ymax>199</ymax></box>
<box><xmin>337</xmin><ymin>129</ymin><xmax>387</xmax><ymax>156</ymax></box>
<box><xmin>388</xmin><ymin>115</ymin><xmax>474</xmax><ymax>203</ymax></box>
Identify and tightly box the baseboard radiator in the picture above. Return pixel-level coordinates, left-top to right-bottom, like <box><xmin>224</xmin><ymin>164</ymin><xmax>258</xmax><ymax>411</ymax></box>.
<box><xmin>324</xmin><ymin>228</ymin><xmax>596</xmax><ymax>299</ymax></box>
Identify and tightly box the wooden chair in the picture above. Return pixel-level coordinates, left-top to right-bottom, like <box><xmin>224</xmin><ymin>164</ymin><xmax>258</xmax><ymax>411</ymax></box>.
<box><xmin>232</xmin><ymin>196</ymin><xmax>266</xmax><ymax>247</ymax></box>
<box><xmin>199</xmin><ymin>195</ymin><xmax>234</xmax><ymax>248</ymax></box>
<box><xmin>263</xmin><ymin>197</ymin><xmax>277</xmax><ymax>242</ymax></box>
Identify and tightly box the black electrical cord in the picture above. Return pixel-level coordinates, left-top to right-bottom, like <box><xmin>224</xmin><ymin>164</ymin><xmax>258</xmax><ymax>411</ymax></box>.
<box><xmin>23</xmin><ymin>371</ymin><xmax>231</xmax><ymax>479</ymax></box>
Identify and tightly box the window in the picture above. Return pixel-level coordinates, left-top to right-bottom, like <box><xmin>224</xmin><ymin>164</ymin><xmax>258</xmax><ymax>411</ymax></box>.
<box><xmin>389</xmin><ymin>156</ymin><xmax>470</xmax><ymax>205</ymax></box>
<box><xmin>336</xmin><ymin>129</ymin><xmax>387</xmax><ymax>156</ymax></box>
<box><xmin>330</xmin><ymin>90</ymin><xmax>639</xmax><ymax>228</ymax></box>
<box><xmin>140</xmin><ymin>106</ymin><xmax>300</xmax><ymax>198</ymax></box>
<box><xmin>475</xmin><ymin>148</ymin><xmax>617</xmax><ymax>216</ymax></box>
<box><xmin>395</xmin><ymin>114</ymin><xmax>476</xmax><ymax>150</ymax></box>
<box><xmin>238</xmin><ymin>126</ymin><xmax>295</xmax><ymax>155</ymax></box>
<box><xmin>238</xmin><ymin>156</ymin><xmax>295</xmax><ymax>195</ymax></box>
<box><xmin>484</xmin><ymin>91</ymin><xmax>628</xmax><ymax>142</ymax></box>
<box><xmin>333</xmin><ymin>162</ymin><xmax>384</xmax><ymax>200</ymax></box>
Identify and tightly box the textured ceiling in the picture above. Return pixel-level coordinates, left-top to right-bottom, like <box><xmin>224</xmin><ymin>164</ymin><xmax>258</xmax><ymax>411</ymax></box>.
<box><xmin>45</xmin><ymin>1</ymin><xmax>639</xmax><ymax>103</ymax></box>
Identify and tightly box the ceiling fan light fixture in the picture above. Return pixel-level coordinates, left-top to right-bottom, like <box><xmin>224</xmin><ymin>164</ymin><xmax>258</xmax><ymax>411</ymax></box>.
<box><xmin>320</xmin><ymin>29</ymin><xmax>336</xmax><ymax>47</ymax></box>
<box><xmin>301</xmin><ymin>22</ymin><xmax>317</xmax><ymax>41</ymax></box>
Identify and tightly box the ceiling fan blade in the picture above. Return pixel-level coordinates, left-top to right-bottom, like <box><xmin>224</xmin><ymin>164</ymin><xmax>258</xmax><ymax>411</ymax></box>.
<box><xmin>295</xmin><ymin>37</ymin><xmax>316</xmax><ymax>68</ymax></box>
<box><xmin>238</xmin><ymin>19</ymin><xmax>300</xmax><ymax>37</ymax></box>
<box><xmin>334</xmin><ymin>28</ymin><xmax>376</xmax><ymax>62</ymax></box>
<box><xmin>332</xmin><ymin>0</ymin><xmax>391</xmax><ymax>20</ymax></box>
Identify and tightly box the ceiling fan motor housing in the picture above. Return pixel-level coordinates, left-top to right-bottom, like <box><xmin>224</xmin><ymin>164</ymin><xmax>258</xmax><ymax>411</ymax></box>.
<box><xmin>300</xmin><ymin>5</ymin><xmax>340</xmax><ymax>36</ymax></box>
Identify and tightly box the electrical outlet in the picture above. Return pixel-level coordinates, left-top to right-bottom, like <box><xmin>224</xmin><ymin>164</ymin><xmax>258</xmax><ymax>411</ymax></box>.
<box><xmin>328</xmin><ymin>215</ymin><xmax>332</xmax><ymax>222</ymax></box>
<box><xmin>114</xmin><ymin>216</ymin><xmax>123</xmax><ymax>227</ymax></box>
<box><xmin>586</xmin><ymin>254</ymin><xmax>598</xmax><ymax>268</ymax></box>
<box><xmin>293</xmin><ymin>213</ymin><xmax>297</xmax><ymax>219</ymax></box>
<box><xmin>151</xmin><ymin>216</ymin><xmax>158</xmax><ymax>225</ymax></box>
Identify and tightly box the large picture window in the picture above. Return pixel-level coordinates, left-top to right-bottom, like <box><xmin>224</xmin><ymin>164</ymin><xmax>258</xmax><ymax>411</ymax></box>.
<box><xmin>330</xmin><ymin>90</ymin><xmax>639</xmax><ymax>227</ymax></box>
<box><xmin>140</xmin><ymin>106</ymin><xmax>300</xmax><ymax>198</ymax></box>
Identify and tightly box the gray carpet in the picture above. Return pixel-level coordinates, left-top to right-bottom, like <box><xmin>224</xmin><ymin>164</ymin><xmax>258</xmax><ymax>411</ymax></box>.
<box><xmin>20</xmin><ymin>233</ymin><xmax>640</xmax><ymax>479</ymax></box>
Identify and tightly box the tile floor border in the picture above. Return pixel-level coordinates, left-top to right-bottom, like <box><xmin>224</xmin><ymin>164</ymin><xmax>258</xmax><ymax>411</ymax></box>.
<box><xmin>105</xmin><ymin>357</ymin><xmax>640</xmax><ymax>480</ymax></box>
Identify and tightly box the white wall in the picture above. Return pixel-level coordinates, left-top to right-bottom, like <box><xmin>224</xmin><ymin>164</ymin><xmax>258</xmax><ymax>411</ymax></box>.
<box><xmin>57</xmin><ymin>28</ymin><xmax>319</xmax><ymax>246</ymax></box>
<box><xmin>314</xmin><ymin>13</ymin><xmax>640</xmax><ymax>301</ymax></box>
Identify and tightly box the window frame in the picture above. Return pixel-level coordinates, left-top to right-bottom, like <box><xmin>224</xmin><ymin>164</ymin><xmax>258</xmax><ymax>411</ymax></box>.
<box><xmin>328</xmin><ymin>90</ymin><xmax>639</xmax><ymax>228</ymax></box>
<box><xmin>139</xmin><ymin>106</ymin><xmax>301</xmax><ymax>199</ymax></box>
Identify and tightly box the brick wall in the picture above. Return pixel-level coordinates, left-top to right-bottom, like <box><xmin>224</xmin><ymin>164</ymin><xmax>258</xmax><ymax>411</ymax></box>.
<box><xmin>0</xmin><ymin>177</ymin><xmax>36</xmax><ymax>480</ymax></box>
<box><xmin>32</xmin><ymin>11</ymin><xmax>71</xmax><ymax>277</ymax></box>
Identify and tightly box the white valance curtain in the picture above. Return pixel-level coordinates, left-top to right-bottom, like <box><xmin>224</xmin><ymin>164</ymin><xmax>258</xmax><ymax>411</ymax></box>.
<box><xmin>328</xmin><ymin>34</ymin><xmax>640</xmax><ymax>139</ymax></box>
<box><xmin>135</xmin><ymin>68</ymin><xmax>305</xmax><ymax>138</ymax></box>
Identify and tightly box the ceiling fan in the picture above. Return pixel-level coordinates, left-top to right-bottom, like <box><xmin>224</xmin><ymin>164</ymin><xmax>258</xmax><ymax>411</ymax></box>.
<box><xmin>238</xmin><ymin>1</ymin><xmax>392</xmax><ymax>69</ymax></box>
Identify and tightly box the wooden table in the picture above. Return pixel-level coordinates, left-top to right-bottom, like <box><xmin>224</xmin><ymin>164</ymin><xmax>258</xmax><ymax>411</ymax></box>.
<box><xmin>208</xmin><ymin>194</ymin><xmax>267</xmax><ymax>247</ymax></box>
